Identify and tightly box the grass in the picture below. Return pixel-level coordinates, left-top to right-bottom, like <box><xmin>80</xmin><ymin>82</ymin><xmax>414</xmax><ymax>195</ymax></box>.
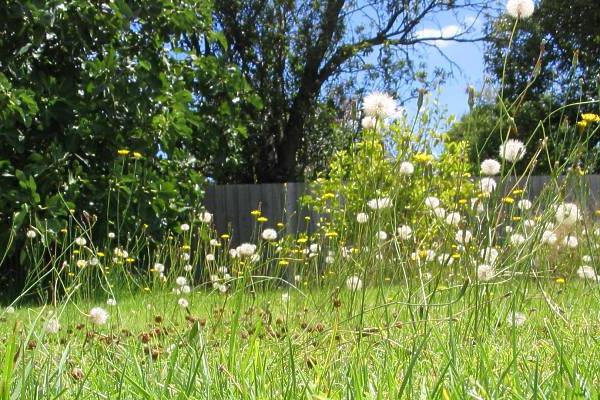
<box><xmin>1</xmin><ymin>277</ymin><xmax>599</xmax><ymax>399</ymax></box>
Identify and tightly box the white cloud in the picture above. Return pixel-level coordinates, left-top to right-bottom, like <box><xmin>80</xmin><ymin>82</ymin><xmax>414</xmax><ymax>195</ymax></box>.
<box><xmin>414</xmin><ymin>25</ymin><xmax>463</xmax><ymax>47</ymax></box>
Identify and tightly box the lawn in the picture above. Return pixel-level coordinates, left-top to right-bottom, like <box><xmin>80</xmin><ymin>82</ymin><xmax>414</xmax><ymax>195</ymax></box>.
<box><xmin>2</xmin><ymin>278</ymin><xmax>599</xmax><ymax>399</ymax></box>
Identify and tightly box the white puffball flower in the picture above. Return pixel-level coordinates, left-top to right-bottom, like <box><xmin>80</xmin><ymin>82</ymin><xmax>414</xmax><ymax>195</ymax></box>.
<box><xmin>206</xmin><ymin>254</ymin><xmax>215</xmax><ymax>262</ymax></box>
<box><xmin>507</xmin><ymin>311</ymin><xmax>527</xmax><ymax>327</ymax></box>
<box><xmin>181</xmin><ymin>285</ymin><xmax>191</xmax><ymax>294</ymax></box>
<box><xmin>517</xmin><ymin>199</ymin><xmax>532</xmax><ymax>210</ymax></box>
<box><xmin>180</xmin><ymin>223</ymin><xmax>190</xmax><ymax>232</ymax></box>
<box><xmin>433</xmin><ymin>207</ymin><xmax>446</xmax><ymax>219</ymax></box>
<box><xmin>26</xmin><ymin>229</ymin><xmax>37</xmax><ymax>239</ymax></box>
<box><xmin>455</xmin><ymin>230</ymin><xmax>473</xmax><ymax>244</ymax></box>
<box><xmin>582</xmin><ymin>255</ymin><xmax>592</xmax><ymax>263</ymax></box>
<box><xmin>5</xmin><ymin>306</ymin><xmax>15</xmax><ymax>314</ymax></box>
<box><xmin>236</xmin><ymin>243</ymin><xmax>257</xmax><ymax>257</ymax></box>
<box><xmin>376</xmin><ymin>231</ymin><xmax>388</xmax><ymax>241</ymax></box>
<box><xmin>361</xmin><ymin>116</ymin><xmax>377</xmax><ymax>129</ymax></box>
<box><xmin>424</xmin><ymin>196</ymin><xmax>440</xmax><ymax>209</ymax></box>
<box><xmin>480</xmin><ymin>247</ymin><xmax>499</xmax><ymax>265</ymax></box>
<box><xmin>555</xmin><ymin>203</ymin><xmax>580</xmax><ymax>226</ymax></box>
<box><xmin>325</xmin><ymin>255</ymin><xmax>335</xmax><ymax>264</ymax></box>
<box><xmin>89</xmin><ymin>307</ymin><xmax>109</xmax><ymax>325</ymax></box>
<box><xmin>367</xmin><ymin>197</ymin><xmax>392</xmax><ymax>210</ymax></box>
<box><xmin>74</xmin><ymin>237</ymin><xmax>87</xmax><ymax>246</ymax></box>
<box><xmin>261</xmin><ymin>228</ymin><xmax>278</xmax><ymax>241</ymax></box>
<box><xmin>481</xmin><ymin>159</ymin><xmax>501</xmax><ymax>176</ymax></box>
<box><xmin>199</xmin><ymin>211</ymin><xmax>213</xmax><ymax>223</ymax></box>
<box><xmin>506</xmin><ymin>0</ymin><xmax>535</xmax><ymax>19</ymax></box>
<box><xmin>499</xmin><ymin>139</ymin><xmax>526</xmax><ymax>163</ymax></box>
<box><xmin>576</xmin><ymin>265</ymin><xmax>598</xmax><ymax>281</ymax></box>
<box><xmin>479</xmin><ymin>178</ymin><xmax>497</xmax><ymax>195</ymax></box>
<box><xmin>397</xmin><ymin>225</ymin><xmax>413</xmax><ymax>240</ymax></box>
<box><xmin>510</xmin><ymin>233</ymin><xmax>526</xmax><ymax>246</ymax></box>
<box><xmin>445</xmin><ymin>212</ymin><xmax>461</xmax><ymax>226</ymax></box>
<box><xmin>399</xmin><ymin>161</ymin><xmax>414</xmax><ymax>175</ymax></box>
<box><xmin>563</xmin><ymin>235</ymin><xmax>578</xmax><ymax>248</ymax></box>
<box><xmin>108</xmin><ymin>232</ymin><xmax>116</xmax><ymax>239</ymax></box>
<box><xmin>309</xmin><ymin>243</ymin><xmax>320</xmax><ymax>253</ymax></box>
<box><xmin>106</xmin><ymin>298</ymin><xmax>117</xmax><ymax>307</ymax></box>
<box><xmin>153</xmin><ymin>263</ymin><xmax>165</xmax><ymax>273</ymax></box>
<box><xmin>477</xmin><ymin>264</ymin><xmax>496</xmax><ymax>282</ymax></box>
<box><xmin>281</xmin><ymin>292</ymin><xmax>290</xmax><ymax>302</ymax></box>
<box><xmin>345</xmin><ymin>275</ymin><xmax>363</xmax><ymax>291</ymax></box>
<box><xmin>177</xmin><ymin>298</ymin><xmax>189</xmax><ymax>308</ymax></box>
<box><xmin>437</xmin><ymin>253</ymin><xmax>454</xmax><ymax>266</ymax></box>
<box><xmin>44</xmin><ymin>318</ymin><xmax>60</xmax><ymax>334</ymax></box>
<box><xmin>362</xmin><ymin>92</ymin><xmax>397</xmax><ymax>119</ymax></box>
<box><xmin>356</xmin><ymin>212</ymin><xmax>369</xmax><ymax>224</ymax></box>
<box><xmin>76</xmin><ymin>259</ymin><xmax>88</xmax><ymax>269</ymax></box>
<box><xmin>183</xmin><ymin>264</ymin><xmax>193</xmax><ymax>272</ymax></box>
<box><xmin>175</xmin><ymin>276</ymin><xmax>187</xmax><ymax>287</ymax></box>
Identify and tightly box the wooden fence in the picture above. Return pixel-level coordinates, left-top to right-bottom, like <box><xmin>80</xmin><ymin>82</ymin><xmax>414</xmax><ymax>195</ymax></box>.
<box><xmin>203</xmin><ymin>176</ymin><xmax>600</xmax><ymax>245</ymax></box>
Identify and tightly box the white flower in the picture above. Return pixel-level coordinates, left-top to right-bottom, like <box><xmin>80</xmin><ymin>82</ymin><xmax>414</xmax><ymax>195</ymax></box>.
<box><xmin>424</xmin><ymin>250</ymin><xmax>436</xmax><ymax>262</ymax></box>
<box><xmin>181</xmin><ymin>253</ymin><xmax>190</xmax><ymax>261</ymax></box>
<box><xmin>184</xmin><ymin>264</ymin><xmax>193</xmax><ymax>272</ymax></box>
<box><xmin>114</xmin><ymin>248</ymin><xmax>128</xmax><ymax>258</ymax></box>
<box><xmin>177</xmin><ymin>298</ymin><xmax>189</xmax><ymax>308</ymax></box>
<box><xmin>89</xmin><ymin>257</ymin><xmax>99</xmax><ymax>266</ymax></box>
<box><xmin>236</xmin><ymin>243</ymin><xmax>257</xmax><ymax>257</ymax></box>
<box><xmin>445</xmin><ymin>212</ymin><xmax>461</xmax><ymax>226</ymax></box>
<box><xmin>399</xmin><ymin>161</ymin><xmax>414</xmax><ymax>175</ymax></box>
<box><xmin>356</xmin><ymin>212</ymin><xmax>369</xmax><ymax>224</ymax></box>
<box><xmin>74</xmin><ymin>237</ymin><xmax>87</xmax><ymax>246</ymax></box>
<box><xmin>517</xmin><ymin>199</ymin><xmax>532</xmax><ymax>210</ymax></box>
<box><xmin>76</xmin><ymin>259</ymin><xmax>88</xmax><ymax>268</ymax></box>
<box><xmin>5</xmin><ymin>306</ymin><xmax>15</xmax><ymax>314</ymax></box>
<box><xmin>89</xmin><ymin>307</ymin><xmax>109</xmax><ymax>325</ymax></box>
<box><xmin>367</xmin><ymin>197</ymin><xmax>392</xmax><ymax>210</ymax></box>
<box><xmin>361</xmin><ymin>116</ymin><xmax>377</xmax><ymax>129</ymax></box>
<box><xmin>108</xmin><ymin>232</ymin><xmax>116</xmax><ymax>239</ymax></box>
<box><xmin>424</xmin><ymin>196</ymin><xmax>440</xmax><ymax>209</ymax></box>
<box><xmin>555</xmin><ymin>203</ymin><xmax>580</xmax><ymax>226</ymax></box>
<box><xmin>455</xmin><ymin>230</ymin><xmax>472</xmax><ymax>244</ymax></box>
<box><xmin>433</xmin><ymin>207</ymin><xmax>446</xmax><ymax>219</ymax></box>
<box><xmin>582</xmin><ymin>255</ymin><xmax>592</xmax><ymax>263</ymax></box>
<box><xmin>505</xmin><ymin>226</ymin><xmax>513</xmax><ymax>233</ymax></box>
<box><xmin>181</xmin><ymin>285</ymin><xmax>191</xmax><ymax>294</ymax></box>
<box><xmin>345</xmin><ymin>275</ymin><xmax>363</xmax><ymax>291</ymax></box>
<box><xmin>218</xmin><ymin>283</ymin><xmax>228</xmax><ymax>293</ymax></box>
<box><xmin>180</xmin><ymin>223</ymin><xmax>190</xmax><ymax>232</ymax></box>
<box><xmin>477</xmin><ymin>264</ymin><xmax>496</xmax><ymax>281</ymax></box>
<box><xmin>563</xmin><ymin>235</ymin><xmax>578</xmax><ymax>248</ymax></box>
<box><xmin>362</xmin><ymin>92</ymin><xmax>397</xmax><ymax>119</ymax></box>
<box><xmin>510</xmin><ymin>233</ymin><xmax>526</xmax><ymax>246</ymax></box>
<box><xmin>507</xmin><ymin>311</ymin><xmax>527</xmax><ymax>327</ymax></box>
<box><xmin>206</xmin><ymin>254</ymin><xmax>215</xmax><ymax>262</ymax></box>
<box><xmin>481</xmin><ymin>159</ymin><xmax>501</xmax><ymax>176</ymax></box>
<box><xmin>480</xmin><ymin>247</ymin><xmax>499</xmax><ymax>265</ymax></box>
<box><xmin>153</xmin><ymin>262</ymin><xmax>165</xmax><ymax>273</ymax></box>
<box><xmin>437</xmin><ymin>253</ymin><xmax>454</xmax><ymax>266</ymax></box>
<box><xmin>281</xmin><ymin>292</ymin><xmax>290</xmax><ymax>302</ymax></box>
<box><xmin>106</xmin><ymin>298</ymin><xmax>117</xmax><ymax>306</ymax></box>
<box><xmin>376</xmin><ymin>231</ymin><xmax>388</xmax><ymax>241</ymax></box>
<box><xmin>175</xmin><ymin>276</ymin><xmax>187</xmax><ymax>287</ymax></box>
<box><xmin>506</xmin><ymin>0</ymin><xmax>535</xmax><ymax>19</ymax></box>
<box><xmin>479</xmin><ymin>178</ymin><xmax>497</xmax><ymax>194</ymax></box>
<box><xmin>26</xmin><ymin>229</ymin><xmax>37</xmax><ymax>239</ymax></box>
<box><xmin>499</xmin><ymin>139</ymin><xmax>526</xmax><ymax>163</ymax></box>
<box><xmin>44</xmin><ymin>318</ymin><xmax>60</xmax><ymax>334</ymax></box>
<box><xmin>199</xmin><ymin>211</ymin><xmax>213</xmax><ymax>223</ymax></box>
<box><xmin>397</xmin><ymin>225</ymin><xmax>413</xmax><ymax>240</ymax></box>
<box><xmin>576</xmin><ymin>265</ymin><xmax>598</xmax><ymax>281</ymax></box>
<box><xmin>325</xmin><ymin>255</ymin><xmax>335</xmax><ymax>264</ymax></box>
<box><xmin>261</xmin><ymin>228</ymin><xmax>278</xmax><ymax>241</ymax></box>
<box><xmin>209</xmin><ymin>239</ymin><xmax>219</xmax><ymax>246</ymax></box>
<box><xmin>294</xmin><ymin>275</ymin><xmax>302</xmax><ymax>284</ymax></box>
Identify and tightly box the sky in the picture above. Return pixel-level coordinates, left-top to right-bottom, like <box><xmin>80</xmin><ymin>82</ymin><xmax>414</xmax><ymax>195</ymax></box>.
<box><xmin>407</xmin><ymin>6</ymin><xmax>492</xmax><ymax>118</ymax></box>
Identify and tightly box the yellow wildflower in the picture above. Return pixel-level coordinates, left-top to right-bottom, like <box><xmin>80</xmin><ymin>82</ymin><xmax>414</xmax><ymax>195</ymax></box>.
<box><xmin>182</xmin><ymin>245</ymin><xmax>191</xmax><ymax>250</ymax></box>
<box><xmin>325</xmin><ymin>231</ymin><xmax>338</xmax><ymax>238</ymax></box>
<box><xmin>581</xmin><ymin>113</ymin><xmax>600</xmax><ymax>122</ymax></box>
<box><xmin>221</xmin><ymin>234</ymin><xmax>230</xmax><ymax>239</ymax></box>
<box><xmin>278</xmin><ymin>260</ymin><xmax>290</xmax><ymax>266</ymax></box>
<box><xmin>321</xmin><ymin>192</ymin><xmax>336</xmax><ymax>200</ymax></box>
<box><xmin>250</xmin><ymin>210</ymin><xmax>261</xmax><ymax>216</ymax></box>
<box><xmin>132</xmin><ymin>151</ymin><xmax>143</xmax><ymax>159</ymax></box>
<box><xmin>97</xmin><ymin>252</ymin><xmax>105</xmax><ymax>257</ymax></box>
<box><xmin>276</xmin><ymin>222</ymin><xmax>285</xmax><ymax>228</ymax></box>
<box><xmin>117</xmin><ymin>149</ymin><xmax>130</xmax><ymax>156</ymax></box>
<box><xmin>502</xmin><ymin>197</ymin><xmax>515</xmax><ymax>204</ymax></box>
<box><xmin>257</xmin><ymin>216</ymin><xmax>268</xmax><ymax>223</ymax></box>
<box><xmin>555</xmin><ymin>277</ymin><xmax>565</xmax><ymax>284</ymax></box>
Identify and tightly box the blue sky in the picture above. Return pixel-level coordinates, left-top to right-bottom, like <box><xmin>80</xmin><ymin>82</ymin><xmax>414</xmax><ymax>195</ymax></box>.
<box><xmin>408</xmin><ymin>7</ymin><xmax>491</xmax><ymax>118</ymax></box>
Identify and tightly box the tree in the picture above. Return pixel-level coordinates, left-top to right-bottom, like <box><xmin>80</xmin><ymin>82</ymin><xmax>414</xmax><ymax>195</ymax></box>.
<box><xmin>0</xmin><ymin>0</ymin><xmax>252</xmax><ymax>292</ymax></box>
<box><xmin>195</xmin><ymin>0</ymin><xmax>491</xmax><ymax>183</ymax></box>
<box><xmin>450</xmin><ymin>0</ymin><xmax>600</xmax><ymax>173</ymax></box>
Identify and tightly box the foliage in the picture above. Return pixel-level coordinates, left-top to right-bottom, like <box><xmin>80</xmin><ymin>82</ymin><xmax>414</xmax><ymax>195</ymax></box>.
<box><xmin>208</xmin><ymin>0</ymin><xmax>491</xmax><ymax>182</ymax></box>
<box><xmin>0</xmin><ymin>0</ymin><xmax>254</xmax><ymax>287</ymax></box>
